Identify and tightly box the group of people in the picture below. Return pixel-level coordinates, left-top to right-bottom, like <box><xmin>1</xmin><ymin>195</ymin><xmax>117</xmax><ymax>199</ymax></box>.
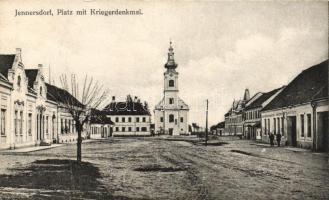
<box><xmin>269</xmin><ymin>133</ymin><xmax>282</xmax><ymax>147</ymax></box>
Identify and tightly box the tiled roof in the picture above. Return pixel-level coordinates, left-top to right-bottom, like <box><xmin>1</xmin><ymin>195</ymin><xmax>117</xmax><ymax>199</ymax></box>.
<box><xmin>103</xmin><ymin>101</ymin><xmax>151</xmax><ymax>116</ymax></box>
<box><xmin>25</xmin><ymin>69</ymin><xmax>38</xmax><ymax>88</ymax></box>
<box><xmin>45</xmin><ymin>83</ymin><xmax>84</xmax><ymax>107</ymax></box>
<box><xmin>245</xmin><ymin>87</ymin><xmax>284</xmax><ymax>110</ymax></box>
<box><xmin>0</xmin><ymin>55</ymin><xmax>15</xmax><ymax>77</ymax></box>
<box><xmin>262</xmin><ymin>60</ymin><xmax>328</xmax><ymax>111</ymax></box>
<box><xmin>90</xmin><ymin>109</ymin><xmax>114</xmax><ymax>125</ymax></box>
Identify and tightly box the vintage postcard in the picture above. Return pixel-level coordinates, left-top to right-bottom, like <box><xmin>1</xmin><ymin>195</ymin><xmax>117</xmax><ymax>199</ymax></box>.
<box><xmin>0</xmin><ymin>0</ymin><xmax>328</xmax><ymax>199</ymax></box>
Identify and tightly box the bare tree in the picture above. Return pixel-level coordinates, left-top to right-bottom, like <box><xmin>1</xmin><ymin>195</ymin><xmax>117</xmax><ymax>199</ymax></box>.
<box><xmin>59</xmin><ymin>74</ymin><xmax>108</xmax><ymax>163</ymax></box>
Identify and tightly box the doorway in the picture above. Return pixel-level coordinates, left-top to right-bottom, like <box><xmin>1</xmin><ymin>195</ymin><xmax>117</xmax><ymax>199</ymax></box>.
<box><xmin>317</xmin><ymin>111</ymin><xmax>328</xmax><ymax>152</ymax></box>
<box><xmin>287</xmin><ymin>116</ymin><xmax>297</xmax><ymax>147</ymax></box>
<box><xmin>169</xmin><ymin>128</ymin><xmax>173</xmax><ymax>136</ymax></box>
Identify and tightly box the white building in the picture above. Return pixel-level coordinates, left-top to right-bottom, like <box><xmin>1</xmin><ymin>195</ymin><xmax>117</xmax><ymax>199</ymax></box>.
<box><xmin>103</xmin><ymin>96</ymin><xmax>151</xmax><ymax>136</ymax></box>
<box><xmin>0</xmin><ymin>48</ymin><xmax>86</xmax><ymax>149</ymax></box>
<box><xmin>154</xmin><ymin>42</ymin><xmax>189</xmax><ymax>136</ymax></box>
<box><xmin>261</xmin><ymin>60</ymin><xmax>328</xmax><ymax>151</ymax></box>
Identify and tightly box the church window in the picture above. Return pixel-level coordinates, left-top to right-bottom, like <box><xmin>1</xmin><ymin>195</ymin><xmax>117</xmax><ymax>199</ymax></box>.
<box><xmin>169</xmin><ymin>80</ymin><xmax>175</xmax><ymax>87</ymax></box>
<box><xmin>169</xmin><ymin>98</ymin><xmax>174</xmax><ymax>104</ymax></box>
<box><xmin>169</xmin><ymin>114</ymin><xmax>174</xmax><ymax>123</ymax></box>
<box><xmin>180</xmin><ymin>117</ymin><xmax>183</xmax><ymax>123</ymax></box>
<box><xmin>160</xmin><ymin>117</ymin><xmax>163</xmax><ymax>122</ymax></box>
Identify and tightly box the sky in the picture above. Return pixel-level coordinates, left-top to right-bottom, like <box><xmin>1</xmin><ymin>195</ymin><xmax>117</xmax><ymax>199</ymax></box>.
<box><xmin>0</xmin><ymin>0</ymin><xmax>327</xmax><ymax>126</ymax></box>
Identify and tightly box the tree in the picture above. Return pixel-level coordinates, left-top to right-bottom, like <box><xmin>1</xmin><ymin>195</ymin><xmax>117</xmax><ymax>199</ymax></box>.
<box><xmin>59</xmin><ymin>74</ymin><xmax>108</xmax><ymax>163</ymax></box>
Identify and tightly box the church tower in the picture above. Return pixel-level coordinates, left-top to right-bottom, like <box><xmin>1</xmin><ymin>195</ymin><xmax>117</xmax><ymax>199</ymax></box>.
<box><xmin>154</xmin><ymin>41</ymin><xmax>189</xmax><ymax>136</ymax></box>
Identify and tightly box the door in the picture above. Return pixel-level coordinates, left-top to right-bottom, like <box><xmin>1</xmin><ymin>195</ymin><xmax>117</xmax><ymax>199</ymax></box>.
<box><xmin>317</xmin><ymin>111</ymin><xmax>328</xmax><ymax>152</ymax></box>
<box><xmin>169</xmin><ymin>128</ymin><xmax>173</xmax><ymax>136</ymax></box>
<box><xmin>287</xmin><ymin>116</ymin><xmax>297</xmax><ymax>147</ymax></box>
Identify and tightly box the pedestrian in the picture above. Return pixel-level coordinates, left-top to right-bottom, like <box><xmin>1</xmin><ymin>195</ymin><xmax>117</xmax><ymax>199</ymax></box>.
<box><xmin>276</xmin><ymin>133</ymin><xmax>282</xmax><ymax>147</ymax></box>
<box><xmin>269</xmin><ymin>133</ymin><xmax>274</xmax><ymax>146</ymax></box>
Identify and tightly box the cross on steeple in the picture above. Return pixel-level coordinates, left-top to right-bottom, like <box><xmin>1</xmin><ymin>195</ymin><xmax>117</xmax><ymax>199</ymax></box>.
<box><xmin>165</xmin><ymin>40</ymin><xmax>177</xmax><ymax>69</ymax></box>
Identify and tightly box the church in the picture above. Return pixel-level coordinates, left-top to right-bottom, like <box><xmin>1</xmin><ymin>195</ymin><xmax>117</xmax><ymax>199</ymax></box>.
<box><xmin>154</xmin><ymin>42</ymin><xmax>189</xmax><ymax>136</ymax></box>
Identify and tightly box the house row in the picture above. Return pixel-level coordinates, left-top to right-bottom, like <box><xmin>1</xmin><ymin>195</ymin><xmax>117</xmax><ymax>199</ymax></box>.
<box><xmin>224</xmin><ymin>60</ymin><xmax>328</xmax><ymax>152</ymax></box>
<box><xmin>0</xmin><ymin>48</ymin><xmax>86</xmax><ymax>150</ymax></box>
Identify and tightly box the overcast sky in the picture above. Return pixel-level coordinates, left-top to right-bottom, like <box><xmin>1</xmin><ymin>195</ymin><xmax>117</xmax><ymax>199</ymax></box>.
<box><xmin>0</xmin><ymin>0</ymin><xmax>327</xmax><ymax>126</ymax></box>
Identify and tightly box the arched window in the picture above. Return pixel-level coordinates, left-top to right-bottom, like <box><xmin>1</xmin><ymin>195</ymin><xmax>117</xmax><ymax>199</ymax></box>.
<box><xmin>169</xmin><ymin>114</ymin><xmax>174</xmax><ymax>123</ymax></box>
<box><xmin>169</xmin><ymin>80</ymin><xmax>175</xmax><ymax>87</ymax></box>
<box><xmin>39</xmin><ymin>86</ymin><xmax>42</xmax><ymax>96</ymax></box>
<box><xmin>17</xmin><ymin>76</ymin><xmax>21</xmax><ymax>87</ymax></box>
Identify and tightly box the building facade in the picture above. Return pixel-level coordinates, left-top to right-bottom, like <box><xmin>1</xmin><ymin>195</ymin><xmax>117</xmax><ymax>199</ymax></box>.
<box><xmin>103</xmin><ymin>96</ymin><xmax>151</xmax><ymax>136</ymax></box>
<box><xmin>154</xmin><ymin>42</ymin><xmax>189</xmax><ymax>136</ymax></box>
<box><xmin>89</xmin><ymin>109</ymin><xmax>114</xmax><ymax>139</ymax></box>
<box><xmin>224</xmin><ymin>89</ymin><xmax>250</xmax><ymax>136</ymax></box>
<box><xmin>261</xmin><ymin>60</ymin><xmax>328</xmax><ymax>151</ymax></box>
<box><xmin>0</xmin><ymin>48</ymin><xmax>85</xmax><ymax>149</ymax></box>
<box><xmin>243</xmin><ymin>87</ymin><xmax>284</xmax><ymax>140</ymax></box>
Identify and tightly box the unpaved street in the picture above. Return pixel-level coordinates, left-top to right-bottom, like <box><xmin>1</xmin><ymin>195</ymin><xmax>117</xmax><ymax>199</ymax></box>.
<box><xmin>0</xmin><ymin>137</ymin><xmax>328</xmax><ymax>199</ymax></box>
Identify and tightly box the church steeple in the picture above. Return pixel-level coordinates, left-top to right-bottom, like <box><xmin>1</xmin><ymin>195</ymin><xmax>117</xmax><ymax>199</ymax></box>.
<box><xmin>165</xmin><ymin>40</ymin><xmax>178</xmax><ymax>69</ymax></box>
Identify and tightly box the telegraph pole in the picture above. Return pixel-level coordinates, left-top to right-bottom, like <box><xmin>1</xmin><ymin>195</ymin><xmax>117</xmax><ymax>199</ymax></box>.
<box><xmin>205</xmin><ymin>99</ymin><xmax>209</xmax><ymax>146</ymax></box>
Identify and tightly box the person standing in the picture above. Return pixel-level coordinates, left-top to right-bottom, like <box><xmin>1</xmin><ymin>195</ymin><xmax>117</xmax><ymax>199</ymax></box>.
<box><xmin>276</xmin><ymin>133</ymin><xmax>282</xmax><ymax>147</ymax></box>
<box><xmin>269</xmin><ymin>133</ymin><xmax>274</xmax><ymax>146</ymax></box>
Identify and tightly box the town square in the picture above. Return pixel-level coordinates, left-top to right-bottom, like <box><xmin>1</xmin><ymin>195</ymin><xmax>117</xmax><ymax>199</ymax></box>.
<box><xmin>0</xmin><ymin>0</ymin><xmax>328</xmax><ymax>199</ymax></box>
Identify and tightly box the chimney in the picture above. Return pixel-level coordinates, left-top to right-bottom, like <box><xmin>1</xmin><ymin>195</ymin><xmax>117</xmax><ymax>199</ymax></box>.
<box><xmin>243</xmin><ymin>88</ymin><xmax>250</xmax><ymax>101</ymax></box>
<box><xmin>134</xmin><ymin>96</ymin><xmax>138</xmax><ymax>102</ymax></box>
<box><xmin>112</xmin><ymin>96</ymin><xmax>115</xmax><ymax>101</ymax></box>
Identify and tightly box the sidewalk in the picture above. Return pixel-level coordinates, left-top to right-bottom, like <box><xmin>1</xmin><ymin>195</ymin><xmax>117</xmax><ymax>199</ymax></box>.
<box><xmin>251</xmin><ymin>143</ymin><xmax>311</xmax><ymax>152</ymax></box>
<box><xmin>0</xmin><ymin>144</ymin><xmax>64</xmax><ymax>154</ymax></box>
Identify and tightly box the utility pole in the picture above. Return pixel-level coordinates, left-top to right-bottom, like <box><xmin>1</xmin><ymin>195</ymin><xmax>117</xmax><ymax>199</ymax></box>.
<box><xmin>205</xmin><ymin>99</ymin><xmax>209</xmax><ymax>146</ymax></box>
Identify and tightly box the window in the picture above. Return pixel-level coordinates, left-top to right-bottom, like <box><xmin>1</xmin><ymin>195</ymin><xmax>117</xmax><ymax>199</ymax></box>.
<box><xmin>268</xmin><ymin>119</ymin><xmax>270</xmax><ymax>134</ymax></box>
<box><xmin>122</xmin><ymin>117</ymin><xmax>125</xmax><ymax>122</ymax></box>
<box><xmin>169</xmin><ymin>98</ymin><xmax>174</xmax><ymax>104</ymax></box>
<box><xmin>277</xmin><ymin>117</ymin><xmax>280</xmax><ymax>134</ymax></box>
<box><xmin>46</xmin><ymin>116</ymin><xmax>49</xmax><ymax>134</ymax></box>
<box><xmin>68</xmin><ymin>120</ymin><xmax>71</xmax><ymax>133</ymax></box>
<box><xmin>281</xmin><ymin>117</ymin><xmax>284</xmax><ymax>136</ymax></box>
<box><xmin>141</xmin><ymin>127</ymin><xmax>147</xmax><ymax>131</ymax></box>
<box><xmin>128</xmin><ymin>117</ymin><xmax>131</xmax><ymax>122</ymax></box>
<box><xmin>169</xmin><ymin>80</ymin><xmax>175</xmax><ymax>87</ymax></box>
<box><xmin>115</xmin><ymin>127</ymin><xmax>119</xmax><ymax>132</ymax></box>
<box><xmin>169</xmin><ymin>114</ymin><xmax>174</xmax><ymax>123</ymax></box>
<box><xmin>128</xmin><ymin>127</ymin><xmax>132</xmax><ymax>132</ymax></box>
<box><xmin>20</xmin><ymin>111</ymin><xmax>23</xmax><ymax>135</ymax></box>
<box><xmin>142</xmin><ymin>117</ymin><xmax>146</xmax><ymax>122</ymax></box>
<box><xmin>274</xmin><ymin>118</ymin><xmax>276</xmax><ymax>134</ymax></box>
<box><xmin>40</xmin><ymin>86</ymin><xmax>43</xmax><ymax>96</ymax></box>
<box><xmin>300</xmin><ymin>114</ymin><xmax>304</xmax><ymax>137</ymax></box>
<box><xmin>115</xmin><ymin>117</ymin><xmax>119</xmax><ymax>123</ymax></box>
<box><xmin>307</xmin><ymin>114</ymin><xmax>311</xmax><ymax>137</ymax></box>
<box><xmin>14</xmin><ymin>111</ymin><xmax>18</xmax><ymax>135</ymax></box>
<box><xmin>264</xmin><ymin>119</ymin><xmax>267</xmax><ymax>135</ymax></box>
<box><xmin>180</xmin><ymin>117</ymin><xmax>183</xmax><ymax>123</ymax></box>
<box><xmin>122</xmin><ymin>127</ymin><xmax>126</xmax><ymax>132</ymax></box>
<box><xmin>1</xmin><ymin>109</ymin><xmax>6</xmax><ymax>135</ymax></box>
<box><xmin>136</xmin><ymin>117</ymin><xmax>140</xmax><ymax>122</ymax></box>
<box><xmin>160</xmin><ymin>117</ymin><xmax>163</xmax><ymax>122</ymax></box>
<box><xmin>17</xmin><ymin>76</ymin><xmax>21</xmax><ymax>87</ymax></box>
<box><xmin>136</xmin><ymin>127</ymin><xmax>140</xmax><ymax>132</ymax></box>
<box><xmin>61</xmin><ymin>119</ymin><xmax>64</xmax><ymax>134</ymax></box>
